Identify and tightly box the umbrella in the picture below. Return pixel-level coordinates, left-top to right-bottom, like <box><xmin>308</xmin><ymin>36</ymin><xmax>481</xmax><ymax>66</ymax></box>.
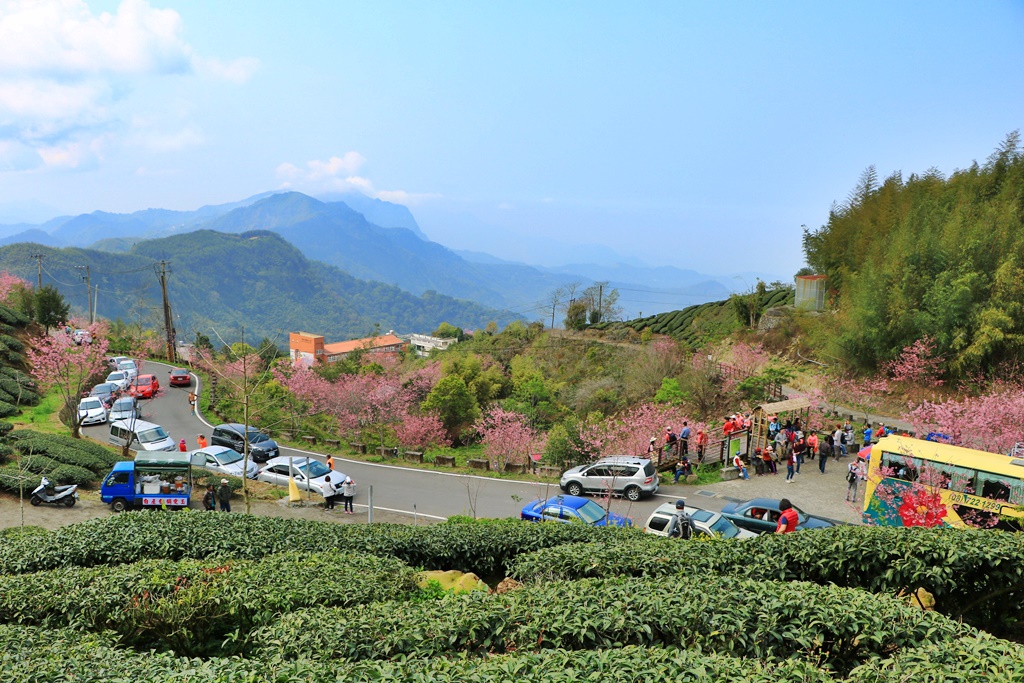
<box><xmin>857</xmin><ymin>446</ymin><xmax>871</xmax><ymax>460</ymax></box>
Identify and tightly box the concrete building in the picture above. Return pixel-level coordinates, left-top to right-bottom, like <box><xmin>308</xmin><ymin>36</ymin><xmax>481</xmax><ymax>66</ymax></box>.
<box><xmin>289</xmin><ymin>331</ymin><xmax>407</xmax><ymax>365</ymax></box>
<box><xmin>406</xmin><ymin>333</ymin><xmax>458</xmax><ymax>357</ymax></box>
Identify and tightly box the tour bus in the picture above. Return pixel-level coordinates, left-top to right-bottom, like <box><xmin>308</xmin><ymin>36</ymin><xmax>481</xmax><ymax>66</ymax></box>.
<box><xmin>862</xmin><ymin>435</ymin><xmax>1024</xmax><ymax>530</ymax></box>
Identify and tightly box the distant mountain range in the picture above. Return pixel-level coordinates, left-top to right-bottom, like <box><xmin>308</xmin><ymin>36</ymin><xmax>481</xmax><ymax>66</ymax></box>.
<box><xmin>0</xmin><ymin>190</ymin><xmax>784</xmax><ymax>326</ymax></box>
<box><xmin>0</xmin><ymin>231</ymin><xmax>519</xmax><ymax>343</ymax></box>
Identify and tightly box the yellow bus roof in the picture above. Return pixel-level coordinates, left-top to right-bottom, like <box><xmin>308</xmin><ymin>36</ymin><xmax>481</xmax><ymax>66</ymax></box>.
<box><xmin>873</xmin><ymin>435</ymin><xmax>1024</xmax><ymax>479</ymax></box>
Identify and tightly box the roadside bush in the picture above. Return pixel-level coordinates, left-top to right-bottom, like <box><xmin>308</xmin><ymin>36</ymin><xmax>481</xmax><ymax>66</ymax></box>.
<box><xmin>0</xmin><ymin>401</ymin><xmax>16</xmax><ymax>418</ymax></box>
<box><xmin>253</xmin><ymin>575</ymin><xmax>971</xmax><ymax>672</ymax></box>
<box><xmin>0</xmin><ymin>550</ymin><xmax>418</xmax><ymax>655</ymax></box>
<box><xmin>0</xmin><ymin>375</ymin><xmax>39</xmax><ymax>405</ymax></box>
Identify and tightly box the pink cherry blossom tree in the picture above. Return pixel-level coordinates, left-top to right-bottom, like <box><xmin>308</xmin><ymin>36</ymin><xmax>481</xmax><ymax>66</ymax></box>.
<box><xmin>0</xmin><ymin>271</ymin><xmax>29</xmax><ymax>304</ymax></box>
<box><xmin>905</xmin><ymin>382</ymin><xmax>1024</xmax><ymax>454</ymax></box>
<box><xmin>474</xmin><ymin>406</ymin><xmax>546</xmax><ymax>472</ymax></box>
<box><xmin>28</xmin><ymin>321</ymin><xmax>110</xmax><ymax>438</ymax></box>
<box><xmin>394</xmin><ymin>413</ymin><xmax>450</xmax><ymax>452</ymax></box>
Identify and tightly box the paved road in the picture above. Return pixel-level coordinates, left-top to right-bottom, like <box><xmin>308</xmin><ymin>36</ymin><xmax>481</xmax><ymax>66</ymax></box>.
<box><xmin>83</xmin><ymin>361</ymin><xmax>676</xmax><ymax>524</ymax></box>
<box><xmin>84</xmin><ymin>360</ymin><xmax>859</xmax><ymax>525</ymax></box>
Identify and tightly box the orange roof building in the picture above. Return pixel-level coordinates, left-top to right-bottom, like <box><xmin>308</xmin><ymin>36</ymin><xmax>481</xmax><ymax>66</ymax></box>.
<box><xmin>289</xmin><ymin>331</ymin><xmax>407</xmax><ymax>365</ymax></box>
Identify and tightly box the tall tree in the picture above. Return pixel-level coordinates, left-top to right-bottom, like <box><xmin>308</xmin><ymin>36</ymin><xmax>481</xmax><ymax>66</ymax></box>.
<box><xmin>33</xmin><ymin>285</ymin><xmax>69</xmax><ymax>334</ymax></box>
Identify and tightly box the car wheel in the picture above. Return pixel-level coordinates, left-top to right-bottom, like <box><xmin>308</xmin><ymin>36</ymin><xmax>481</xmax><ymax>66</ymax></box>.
<box><xmin>566</xmin><ymin>481</ymin><xmax>583</xmax><ymax>497</ymax></box>
<box><xmin>111</xmin><ymin>498</ymin><xmax>128</xmax><ymax>513</ymax></box>
<box><xmin>30</xmin><ymin>495</ymin><xmax>42</xmax><ymax>507</ymax></box>
<box><xmin>624</xmin><ymin>485</ymin><xmax>642</xmax><ymax>502</ymax></box>
<box><xmin>64</xmin><ymin>496</ymin><xmax>76</xmax><ymax>507</ymax></box>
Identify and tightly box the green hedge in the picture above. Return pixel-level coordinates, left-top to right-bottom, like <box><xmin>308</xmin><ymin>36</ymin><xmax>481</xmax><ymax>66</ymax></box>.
<box><xmin>509</xmin><ymin>526</ymin><xmax>1024</xmax><ymax>637</ymax></box>
<box><xmin>0</xmin><ymin>305</ymin><xmax>29</xmax><ymax>327</ymax></box>
<box><xmin>0</xmin><ymin>550</ymin><xmax>418</xmax><ymax>655</ymax></box>
<box><xmin>8</xmin><ymin>430</ymin><xmax>121</xmax><ymax>475</ymax></box>
<box><xmin>0</xmin><ymin>511</ymin><xmax>637</xmax><ymax>577</ymax></box>
<box><xmin>0</xmin><ymin>458</ymin><xmax>95</xmax><ymax>490</ymax></box>
<box><xmin>253</xmin><ymin>575</ymin><xmax>972</xmax><ymax>672</ymax></box>
<box><xmin>0</xmin><ymin>625</ymin><xmax>841</xmax><ymax>682</ymax></box>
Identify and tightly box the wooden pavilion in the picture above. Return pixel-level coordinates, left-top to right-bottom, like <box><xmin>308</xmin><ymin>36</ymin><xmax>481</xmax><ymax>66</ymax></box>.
<box><xmin>751</xmin><ymin>397</ymin><xmax>814</xmax><ymax>454</ymax></box>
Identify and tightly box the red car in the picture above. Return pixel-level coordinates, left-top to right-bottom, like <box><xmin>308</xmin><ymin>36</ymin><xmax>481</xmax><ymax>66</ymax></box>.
<box><xmin>168</xmin><ymin>368</ymin><xmax>192</xmax><ymax>387</ymax></box>
<box><xmin>129</xmin><ymin>374</ymin><xmax>160</xmax><ymax>399</ymax></box>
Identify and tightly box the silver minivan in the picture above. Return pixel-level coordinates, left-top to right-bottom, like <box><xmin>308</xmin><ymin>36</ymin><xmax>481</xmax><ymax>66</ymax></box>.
<box><xmin>108</xmin><ymin>419</ymin><xmax>176</xmax><ymax>452</ymax></box>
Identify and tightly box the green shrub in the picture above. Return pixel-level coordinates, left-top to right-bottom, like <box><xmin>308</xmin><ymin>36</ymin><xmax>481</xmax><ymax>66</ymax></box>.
<box><xmin>0</xmin><ymin>624</ymin><xmax>841</xmax><ymax>682</ymax></box>
<box><xmin>0</xmin><ymin>401</ymin><xmax>16</xmax><ymax>418</ymax></box>
<box><xmin>509</xmin><ymin>526</ymin><xmax>1024</xmax><ymax>638</ymax></box>
<box><xmin>850</xmin><ymin>634</ymin><xmax>1024</xmax><ymax>682</ymax></box>
<box><xmin>253</xmin><ymin>575</ymin><xmax>971</xmax><ymax>671</ymax></box>
<box><xmin>0</xmin><ymin>550</ymin><xmax>418</xmax><ymax>655</ymax></box>
<box><xmin>8</xmin><ymin>431</ymin><xmax>121</xmax><ymax>475</ymax></box>
<box><xmin>0</xmin><ymin>305</ymin><xmax>29</xmax><ymax>327</ymax></box>
<box><xmin>0</xmin><ymin>511</ymin><xmax>637</xmax><ymax>577</ymax></box>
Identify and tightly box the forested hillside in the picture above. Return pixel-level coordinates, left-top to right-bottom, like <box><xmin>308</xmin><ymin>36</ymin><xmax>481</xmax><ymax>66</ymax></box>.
<box><xmin>0</xmin><ymin>232</ymin><xmax>519</xmax><ymax>343</ymax></box>
<box><xmin>803</xmin><ymin>133</ymin><xmax>1024</xmax><ymax>377</ymax></box>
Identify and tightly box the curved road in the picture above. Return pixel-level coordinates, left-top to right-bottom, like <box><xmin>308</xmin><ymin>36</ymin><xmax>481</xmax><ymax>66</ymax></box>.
<box><xmin>83</xmin><ymin>361</ymin><xmax>676</xmax><ymax>523</ymax></box>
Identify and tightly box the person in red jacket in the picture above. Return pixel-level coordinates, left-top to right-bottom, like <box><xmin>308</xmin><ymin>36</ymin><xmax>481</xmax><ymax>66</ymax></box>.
<box><xmin>776</xmin><ymin>498</ymin><xmax>799</xmax><ymax>533</ymax></box>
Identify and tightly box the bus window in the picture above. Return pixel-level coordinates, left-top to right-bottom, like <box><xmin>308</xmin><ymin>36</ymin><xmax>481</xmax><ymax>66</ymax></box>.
<box><xmin>978</xmin><ymin>472</ymin><xmax>1012</xmax><ymax>502</ymax></box>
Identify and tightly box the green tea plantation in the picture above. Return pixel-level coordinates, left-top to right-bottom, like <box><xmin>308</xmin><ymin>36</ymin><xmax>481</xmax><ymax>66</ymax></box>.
<box><xmin>1</xmin><ymin>514</ymin><xmax>1022</xmax><ymax>682</ymax></box>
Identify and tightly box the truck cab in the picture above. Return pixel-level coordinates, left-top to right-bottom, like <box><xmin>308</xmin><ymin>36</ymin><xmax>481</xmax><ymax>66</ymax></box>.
<box><xmin>100</xmin><ymin>453</ymin><xmax>196</xmax><ymax>512</ymax></box>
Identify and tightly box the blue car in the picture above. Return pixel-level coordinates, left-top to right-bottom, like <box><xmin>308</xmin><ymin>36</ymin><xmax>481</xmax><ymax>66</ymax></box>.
<box><xmin>520</xmin><ymin>495</ymin><xmax>632</xmax><ymax>527</ymax></box>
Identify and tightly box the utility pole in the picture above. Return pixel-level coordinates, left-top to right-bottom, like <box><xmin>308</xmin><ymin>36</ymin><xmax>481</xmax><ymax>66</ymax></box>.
<box><xmin>30</xmin><ymin>253</ymin><xmax>44</xmax><ymax>289</ymax></box>
<box><xmin>74</xmin><ymin>265</ymin><xmax>92</xmax><ymax>323</ymax></box>
<box><xmin>156</xmin><ymin>260</ymin><xmax>176</xmax><ymax>361</ymax></box>
<box><xmin>598</xmin><ymin>284</ymin><xmax>603</xmax><ymax>323</ymax></box>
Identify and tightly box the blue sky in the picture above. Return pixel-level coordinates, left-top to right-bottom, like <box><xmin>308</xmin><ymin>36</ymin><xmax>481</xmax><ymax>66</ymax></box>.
<box><xmin>0</xmin><ymin>0</ymin><xmax>1022</xmax><ymax>276</ymax></box>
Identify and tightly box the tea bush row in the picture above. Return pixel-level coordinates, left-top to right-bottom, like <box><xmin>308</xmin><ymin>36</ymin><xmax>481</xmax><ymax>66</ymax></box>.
<box><xmin>3</xmin><ymin>623</ymin><xmax>1023</xmax><ymax>682</ymax></box>
<box><xmin>0</xmin><ymin>550</ymin><xmax>417</xmax><ymax>655</ymax></box>
<box><xmin>252</xmin><ymin>575</ymin><xmax>972</xmax><ymax>673</ymax></box>
<box><xmin>0</xmin><ymin>624</ymin><xmax>838</xmax><ymax>683</ymax></box>
<box><xmin>0</xmin><ymin>458</ymin><xmax>95</xmax><ymax>491</ymax></box>
<box><xmin>8</xmin><ymin>430</ymin><xmax>122</xmax><ymax>475</ymax></box>
<box><xmin>509</xmin><ymin>525</ymin><xmax>1024</xmax><ymax>637</ymax></box>
<box><xmin>0</xmin><ymin>511</ymin><xmax>635</xmax><ymax>576</ymax></box>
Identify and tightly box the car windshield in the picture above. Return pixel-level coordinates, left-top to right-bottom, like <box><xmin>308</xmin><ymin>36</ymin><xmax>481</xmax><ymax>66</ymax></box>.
<box><xmin>112</xmin><ymin>398</ymin><xmax>134</xmax><ymax>411</ymax></box>
<box><xmin>709</xmin><ymin>516</ymin><xmax>740</xmax><ymax>539</ymax></box>
<box><xmin>92</xmin><ymin>384</ymin><xmax>114</xmax><ymax>395</ymax></box>
<box><xmin>247</xmin><ymin>430</ymin><xmax>268</xmax><ymax>443</ymax></box>
<box><xmin>575</xmin><ymin>500</ymin><xmax>609</xmax><ymax>524</ymax></box>
<box><xmin>172</xmin><ymin>368</ymin><xmax>188</xmax><ymax>375</ymax></box>
<box><xmin>136</xmin><ymin>377</ymin><xmax>152</xmax><ymax>385</ymax></box>
<box><xmin>120</xmin><ymin>361</ymin><xmax>136</xmax><ymax>369</ymax></box>
<box><xmin>107</xmin><ymin>373</ymin><xmax>124</xmax><ymax>381</ymax></box>
<box><xmin>137</xmin><ymin>426</ymin><xmax>169</xmax><ymax>443</ymax></box>
<box><xmin>217</xmin><ymin>450</ymin><xmax>243</xmax><ymax>465</ymax></box>
<box><xmin>80</xmin><ymin>398</ymin><xmax>102</xmax><ymax>411</ymax></box>
<box><xmin>298</xmin><ymin>460</ymin><xmax>330</xmax><ymax>478</ymax></box>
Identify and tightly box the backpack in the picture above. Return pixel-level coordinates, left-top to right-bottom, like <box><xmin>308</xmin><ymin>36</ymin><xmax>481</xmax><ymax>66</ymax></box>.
<box><xmin>847</xmin><ymin>468</ymin><xmax>857</xmax><ymax>483</ymax></box>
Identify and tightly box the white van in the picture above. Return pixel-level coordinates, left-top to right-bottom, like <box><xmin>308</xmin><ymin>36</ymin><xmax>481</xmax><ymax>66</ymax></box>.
<box><xmin>109</xmin><ymin>419</ymin><xmax>176</xmax><ymax>452</ymax></box>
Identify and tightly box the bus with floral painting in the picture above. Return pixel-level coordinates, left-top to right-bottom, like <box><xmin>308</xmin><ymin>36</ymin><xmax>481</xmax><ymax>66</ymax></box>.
<box><xmin>862</xmin><ymin>435</ymin><xmax>1024</xmax><ymax>530</ymax></box>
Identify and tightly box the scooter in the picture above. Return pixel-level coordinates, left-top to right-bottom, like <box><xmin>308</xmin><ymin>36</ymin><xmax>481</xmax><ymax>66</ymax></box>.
<box><xmin>30</xmin><ymin>477</ymin><xmax>79</xmax><ymax>507</ymax></box>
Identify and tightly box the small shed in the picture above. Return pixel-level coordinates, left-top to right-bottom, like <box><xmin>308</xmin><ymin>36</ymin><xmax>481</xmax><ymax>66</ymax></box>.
<box><xmin>751</xmin><ymin>397</ymin><xmax>814</xmax><ymax>454</ymax></box>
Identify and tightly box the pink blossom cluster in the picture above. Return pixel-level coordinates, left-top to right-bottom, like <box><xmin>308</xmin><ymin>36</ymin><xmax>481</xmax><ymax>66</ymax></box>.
<box><xmin>886</xmin><ymin>336</ymin><xmax>944</xmax><ymax>386</ymax></box>
<box><xmin>278</xmin><ymin>362</ymin><xmax>448</xmax><ymax>450</ymax></box>
<box><xmin>474</xmin><ymin>406</ymin><xmax>546</xmax><ymax>470</ymax></box>
<box><xmin>905</xmin><ymin>382</ymin><xmax>1024</xmax><ymax>454</ymax></box>
<box><xmin>0</xmin><ymin>271</ymin><xmax>28</xmax><ymax>304</ymax></box>
<box><xmin>579</xmin><ymin>402</ymin><xmax>702</xmax><ymax>458</ymax></box>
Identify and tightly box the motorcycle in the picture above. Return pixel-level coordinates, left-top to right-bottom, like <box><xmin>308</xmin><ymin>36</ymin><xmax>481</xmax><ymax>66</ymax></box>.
<box><xmin>30</xmin><ymin>477</ymin><xmax>79</xmax><ymax>507</ymax></box>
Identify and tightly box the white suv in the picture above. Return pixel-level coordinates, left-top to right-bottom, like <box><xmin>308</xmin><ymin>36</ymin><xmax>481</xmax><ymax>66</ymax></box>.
<box><xmin>559</xmin><ymin>456</ymin><xmax>660</xmax><ymax>501</ymax></box>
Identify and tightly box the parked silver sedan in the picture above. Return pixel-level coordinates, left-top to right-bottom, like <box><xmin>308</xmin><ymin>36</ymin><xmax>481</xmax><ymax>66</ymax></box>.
<box><xmin>192</xmin><ymin>445</ymin><xmax>259</xmax><ymax>479</ymax></box>
<box><xmin>256</xmin><ymin>456</ymin><xmax>343</xmax><ymax>496</ymax></box>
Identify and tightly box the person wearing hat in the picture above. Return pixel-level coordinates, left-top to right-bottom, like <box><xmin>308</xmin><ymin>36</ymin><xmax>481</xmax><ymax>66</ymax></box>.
<box><xmin>667</xmin><ymin>499</ymin><xmax>694</xmax><ymax>540</ymax></box>
<box><xmin>647</xmin><ymin>437</ymin><xmax>657</xmax><ymax>455</ymax></box>
<box><xmin>217</xmin><ymin>478</ymin><xmax>231</xmax><ymax>512</ymax></box>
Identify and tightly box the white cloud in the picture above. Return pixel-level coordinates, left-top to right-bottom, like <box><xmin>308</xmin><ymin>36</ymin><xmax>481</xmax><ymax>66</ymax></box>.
<box><xmin>0</xmin><ymin>0</ymin><xmax>255</xmax><ymax>170</ymax></box>
<box><xmin>274</xmin><ymin>153</ymin><xmax>440</xmax><ymax>206</ymax></box>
